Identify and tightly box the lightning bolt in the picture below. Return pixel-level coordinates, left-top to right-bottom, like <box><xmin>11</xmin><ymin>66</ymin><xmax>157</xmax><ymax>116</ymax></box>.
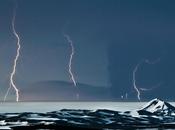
<box><xmin>133</xmin><ymin>61</ymin><xmax>142</xmax><ymax>101</ymax></box>
<box><xmin>64</xmin><ymin>34</ymin><xmax>79</xmax><ymax>99</ymax></box>
<box><xmin>4</xmin><ymin>3</ymin><xmax>20</xmax><ymax>102</ymax></box>
<box><xmin>64</xmin><ymin>34</ymin><xmax>77</xmax><ymax>86</ymax></box>
<box><xmin>133</xmin><ymin>59</ymin><xmax>160</xmax><ymax>101</ymax></box>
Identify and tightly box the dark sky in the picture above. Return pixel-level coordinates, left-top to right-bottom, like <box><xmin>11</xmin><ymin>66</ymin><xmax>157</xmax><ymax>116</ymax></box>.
<box><xmin>0</xmin><ymin>0</ymin><xmax>175</xmax><ymax>101</ymax></box>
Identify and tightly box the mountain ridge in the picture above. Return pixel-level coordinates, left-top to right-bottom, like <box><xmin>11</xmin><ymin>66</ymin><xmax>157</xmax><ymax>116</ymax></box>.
<box><xmin>21</xmin><ymin>80</ymin><xmax>111</xmax><ymax>101</ymax></box>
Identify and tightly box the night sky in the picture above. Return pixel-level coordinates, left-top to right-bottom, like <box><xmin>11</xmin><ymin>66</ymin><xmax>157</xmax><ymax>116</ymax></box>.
<box><xmin>0</xmin><ymin>0</ymin><xmax>175</xmax><ymax>101</ymax></box>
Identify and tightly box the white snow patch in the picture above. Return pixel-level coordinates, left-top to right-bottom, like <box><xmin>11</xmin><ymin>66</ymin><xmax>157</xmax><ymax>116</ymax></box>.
<box><xmin>0</xmin><ymin>126</ymin><xmax>11</xmax><ymax>130</ymax></box>
<box><xmin>27</xmin><ymin>117</ymin><xmax>59</xmax><ymax>121</ymax></box>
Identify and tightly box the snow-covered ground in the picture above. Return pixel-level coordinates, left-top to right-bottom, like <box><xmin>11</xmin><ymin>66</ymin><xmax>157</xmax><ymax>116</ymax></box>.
<box><xmin>0</xmin><ymin>99</ymin><xmax>175</xmax><ymax>129</ymax></box>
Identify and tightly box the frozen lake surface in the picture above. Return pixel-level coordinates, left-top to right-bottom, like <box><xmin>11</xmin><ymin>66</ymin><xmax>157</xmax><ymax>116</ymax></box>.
<box><xmin>0</xmin><ymin>101</ymin><xmax>175</xmax><ymax>113</ymax></box>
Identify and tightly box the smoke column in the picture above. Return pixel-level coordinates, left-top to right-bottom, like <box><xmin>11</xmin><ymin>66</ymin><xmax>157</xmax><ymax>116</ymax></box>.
<box><xmin>4</xmin><ymin>3</ymin><xmax>20</xmax><ymax>102</ymax></box>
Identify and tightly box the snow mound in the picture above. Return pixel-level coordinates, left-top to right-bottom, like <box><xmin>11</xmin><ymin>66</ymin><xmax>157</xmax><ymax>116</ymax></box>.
<box><xmin>139</xmin><ymin>98</ymin><xmax>175</xmax><ymax>116</ymax></box>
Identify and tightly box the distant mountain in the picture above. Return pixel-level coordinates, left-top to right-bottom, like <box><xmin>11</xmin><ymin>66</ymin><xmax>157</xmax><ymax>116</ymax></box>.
<box><xmin>21</xmin><ymin>80</ymin><xmax>111</xmax><ymax>101</ymax></box>
<box><xmin>138</xmin><ymin>98</ymin><xmax>175</xmax><ymax>116</ymax></box>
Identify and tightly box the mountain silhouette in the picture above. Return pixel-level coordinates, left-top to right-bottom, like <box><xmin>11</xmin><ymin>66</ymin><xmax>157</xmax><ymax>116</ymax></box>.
<box><xmin>21</xmin><ymin>80</ymin><xmax>110</xmax><ymax>101</ymax></box>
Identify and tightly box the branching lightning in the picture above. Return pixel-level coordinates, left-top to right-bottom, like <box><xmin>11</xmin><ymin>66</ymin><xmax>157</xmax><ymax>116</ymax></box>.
<box><xmin>4</xmin><ymin>4</ymin><xmax>20</xmax><ymax>102</ymax></box>
<box><xmin>64</xmin><ymin>34</ymin><xmax>77</xmax><ymax>86</ymax></box>
<box><xmin>133</xmin><ymin>59</ymin><xmax>160</xmax><ymax>101</ymax></box>
<box><xmin>140</xmin><ymin>82</ymin><xmax>161</xmax><ymax>91</ymax></box>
